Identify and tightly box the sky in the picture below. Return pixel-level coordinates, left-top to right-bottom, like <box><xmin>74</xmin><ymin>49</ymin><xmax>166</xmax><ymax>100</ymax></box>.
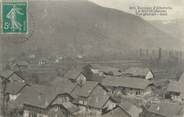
<box><xmin>0</xmin><ymin>0</ymin><xmax>184</xmax><ymax>20</ymax></box>
<box><xmin>89</xmin><ymin>0</ymin><xmax>184</xmax><ymax>20</ymax></box>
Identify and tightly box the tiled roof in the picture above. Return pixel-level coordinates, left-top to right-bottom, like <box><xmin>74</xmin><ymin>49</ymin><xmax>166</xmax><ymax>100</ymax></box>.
<box><xmin>179</xmin><ymin>72</ymin><xmax>184</xmax><ymax>83</ymax></box>
<box><xmin>10</xmin><ymin>78</ymin><xmax>76</xmax><ymax>109</ymax></box>
<box><xmin>71</xmin><ymin>81</ymin><xmax>98</xmax><ymax>98</ymax></box>
<box><xmin>146</xmin><ymin>102</ymin><xmax>184</xmax><ymax>117</ymax></box>
<box><xmin>118</xmin><ymin>101</ymin><xmax>142</xmax><ymax>117</ymax></box>
<box><xmin>124</xmin><ymin>67</ymin><xmax>151</xmax><ymax>77</ymax></box>
<box><xmin>0</xmin><ymin>70</ymin><xmax>14</xmax><ymax>79</ymax></box>
<box><xmin>102</xmin><ymin>76</ymin><xmax>152</xmax><ymax>90</ymax></box>
<box><xmin>16</xmin><ymin>61</ymin><xmax>29</xmax><ymax>66</ymax></box>
<box><xmin>64</xmin><ymin>68</ymin><xmax>83</xmax><ymax>80</ymax></box>
<box><xmin>90</xmin><ymin>64</ymin><xmax>122</xmax><ymax>76</ymax></box>
<box><xmin>6</xmin><ymin>82</ymin><xmax>28</xmax><ymax>95</ymax></box>
<box><xmin>11</xmin><ymin>84</ymin><xmax>56</xmax><ymax>108</ymax></box>
<box><xmin>50</xmin><ymin>78</ymin><xmax>76</xmax><ymax>94</ymax></box>
<box><xmin>72</xmin><ymin>81</ymin><xmax>109</xmax><ymax>109</ymax></box>
<box><xmin>167</xmin><ymin>81</ymin><xmax>181</xmax><ymax>93</ymax></box>
<box><xmin>62</xmin><ymin>102</ymin><xmax>79</xmax><ymax>113</ymax></box>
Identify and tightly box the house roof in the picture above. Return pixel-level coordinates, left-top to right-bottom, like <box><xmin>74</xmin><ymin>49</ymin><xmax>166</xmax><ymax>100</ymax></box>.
<box><xmin>146</xmin><ymin>102</ymin><xmax>184</xmax><ymax>117</ymax></box>
<box><xmin>9</xmin><ymin>72</ymin><xmax>25</xmax><ymax>81</ymax></box>
<box><xmin>179</xmin><ymin>72</ymin><xmax>184</xmax><ymax>83</ymax></box>
<box><xmin>64</xmin><ymin>68</ymin><xmax>83</xmax><ymax>80</ymax></box>
<box><xmin>88</xmin><ymin>73</ymin><xmax>105</xmax><ymax>82</ymax></box>
<box><xmin>90</xmin><ymin>64</ymin><xmax>122</xmax><ymax>76</ymax></box>
<box><xmin>72</xmin><ymin>81</ymin><xmax>109</xmax><ymax>109</ymax></box>
<box><xmin>86</xmin><ymin>84</ymin><xmax>109</xmax><ymax>109</ymax></box>
<box><xmin>0</xmin><ymin>70</ymin><xmax>24</xmax><ymax>82</ymax></box>
<box><xmin>124</xmin><ymin>67</ymin><xmax>151</xmax><ymax>77</ymax></box>
<box><xmin>167</xmin><ymin>81</ymin><xmax>181</xmax><ymax>93</ymax></box>
<box><xmin>102</xmin><ymin>106</ymin><xmax>128</xmax><ymax>117</ymax></box>
<box><xmin>62</xmin><ymin>102</ymin><xmax>79</xmax><ymax>114</ymax></box>
<box><xmin>152</xmin><ymin>79</ymin><xmax>169</xmax><ymax>87</ymax></box>
<box><xmin>10</xmin><ymin>78</ymin><xmax>76</xmax><ymax>109</ymax></box>
<box><xmin>81</xmin><ymin>64</ymin><xmax>105</xmax><ymax>82</ymax></box>
<box><xmin>102</xmin><ymin>76</ymin><xmax>152</xmax><ymax>90</ymax></box>
<box><xmin>0</xmin><ymin>70</ymin><xmax>14</xmax><ymax>79</ymax></box>
<box><xmin>154</xmin><ymin>72</ymin><xmax>178</xmax><ymax>80</ymax></box>
<box><xmin>71</xmin><ymin>81</ymin><xmax>98</xmax><ymax>98</ymax></box>
<box><xmin>6</xmin><ymin>82</ymin><xmax>28</xmax><ymax>95</ymax></box>
<box><xmin>102</xmin><ymin>98</ymin><xmax>142</xmax><ymax>117</ymax></box>
<box><xmin>166</xmin><ymin>79</ymin><xmax>184</xmax><ymax>99</ymax></box>
<box><xmin>16</xmin><ymin>61</ymin><xmax>29</xmax><ymax>66</ymax></box>
<box><xmin>118</xmin><ymin>101</ymin><xmax>142</xmax><ymax>117</ymax></box>
<box><xmin>50</xmin><ymin>78</ymin><xmax>76</xmax><ymax>94</ymax></box>
<box><xmin>10</xmin><ymin>84</ymin><xmax>57</xmax><ymax>109</ymax></box>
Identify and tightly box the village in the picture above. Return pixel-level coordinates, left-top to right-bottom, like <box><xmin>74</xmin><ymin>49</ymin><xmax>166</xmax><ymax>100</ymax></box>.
<box><xmin>0</xmin><ymin>0</ymin><xmax>183</xmax><ymax>116</ymax></box>
<box><xmin>0</xmin><ymin>48</ymin><xmax>184</xmax><ymax>117</ymax></box>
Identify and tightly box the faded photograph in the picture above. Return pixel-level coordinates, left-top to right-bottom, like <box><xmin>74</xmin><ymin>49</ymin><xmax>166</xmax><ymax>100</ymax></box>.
<box><xmin>0</xmin><ymin>0</ymin><xmax>184</xmax><ymax>117</ymax></box>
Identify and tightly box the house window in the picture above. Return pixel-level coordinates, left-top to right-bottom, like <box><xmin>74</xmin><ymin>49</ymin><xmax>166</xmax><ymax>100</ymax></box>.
<box><xmin>33</xmin><ymin>112</ymin><xmax>37</xmax><ymax>117</ymax></box>
<box><xmin>29</xmin><ymin>112</ymin><xmax>37</xmax><ymax>117</ymax></box>
<box><xmin>28</xmin><ymin>112</ymin><xmax>32</xmax><ymax>117</ymax></box>
<box><xmin>24</xmin><ymin>110</ymin><xmax>29</xmax><ymax>117</ymax></box>
<box><xmin>37</xmin><ymin>113</ymin><xmax>43</xmax><ymax>117</ymax></box>
<box><xmin>84</xmin><ymin>100</ymin><xmax>87</xmax><ymax>105</ymax></box>
<box><xmin>136</xmin><ymin>90</ymin><xmax>140</xmax><ymax>95</ymax></box>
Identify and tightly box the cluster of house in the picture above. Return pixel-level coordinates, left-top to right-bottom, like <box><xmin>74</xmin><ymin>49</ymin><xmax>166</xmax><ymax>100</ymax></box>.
<box><xmin>1</xmin><ymin>64</ymin><xmax>184</xmax><ymax>117</ymax></box>
<box><xmin>166</xmin><ymin>73</ymin><xmax>184</xmax><ymax>102</ymax></box>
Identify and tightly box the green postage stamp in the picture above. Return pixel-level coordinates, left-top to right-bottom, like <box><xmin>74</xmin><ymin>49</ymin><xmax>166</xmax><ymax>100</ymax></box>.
<box><xmin>2</xmin><ymin>2</ymin><xmax>28</xmax><ymax>33</ymax></box>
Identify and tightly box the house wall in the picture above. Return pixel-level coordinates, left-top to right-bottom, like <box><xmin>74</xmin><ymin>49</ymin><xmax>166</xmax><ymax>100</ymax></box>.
<box><xmin>23</xmin><ymin>105</ymin><xmax>47</xmax><ymax>117</ymax></box>
<box><xmin>103</xmin><ymin>99</ymin><xmax>116</xmax><ymax>112</ymax></box>
<box><xmin>102</xmin><ymin>107</ymin><xmax>130</xmax><ymax>117</ymax></box>
<box><xmin>165</xmin><ymin>92</ymin><xmax>181</xmax><ymax>102</ymax></box>
<box><xmin>142</xmin><ymin>109</ymin><xmax>165</xmax><ymax>117</ymax></box>
<box><xmin>9</xmin><ymin>73</ymin><xmax>24</xmax><ymax>83</ymax></box>
<box><xmin>143</xmin><ymin>86</ymin><xmax>153</xmax><ymax>96</ymax></box>
<box><xmin>48</xmin><ymin>106</ymin><xmax>74</xmax><ymax>117</ymax></box>
<box><xmin>23</xmin><ymin>109</ymin><xmax>48</xmax><ymax>117</ymax></box>
<box><xmin>23</xmin><ymin>106</ymin><xmax>74</xmax><ymax>117</ymax></box>
<box><xmin>124</xmin><ymin>88</ymin><xmax>144</xmax><ymax>96</ymax></box>
<box><xmin>76</xmin><ymin>105</ymin><xmax>102</xmax><ymax>117</ymax></box>
<box><xmin>52</xmin><ymin>94</ymin><xmax>72</xmax><ymax>105</ymax></box>
<box><xmin>78</xmin><ymin>97</ymin><xmax>88</xmax><ymax>106</ymax></box>
<box><xmin>172</xmin><ymin>95</ymin><xmax>182</xmax><ymax>102</ymax></box>
<box><xmin>9</xmin><ymin>93</ymin><xmax>20</xmax><ymax>101</ymax></box>
<box><xmin>76</xmin><ymin>74</ymin><xmax>87</xmax><ymax>86</ymax></box>
<box><xmin>145</xmin><ymin>72</ymin><xmax>153</xmax><ymax>80</ymax></box>
<box><xmin>170</xmin><ymin>93</ymin><xmax>182</xmax><ymax>102</ymax></box>
<box><xmin>123</xmin><ymin>86</ymin><xmax>152</xmax><ymax>96</ymax></box>
<box><xmin>105</xmin><ymin>86</ymin><xmax>152</xmax><ymax>97</ymax></box>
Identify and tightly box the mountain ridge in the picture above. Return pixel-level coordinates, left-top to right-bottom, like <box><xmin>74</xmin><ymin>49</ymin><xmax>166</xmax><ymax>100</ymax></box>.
<box><xmin>0</xmin><ymin>0</ymin><xmax>182</xmax><ymax>58</ymax></box>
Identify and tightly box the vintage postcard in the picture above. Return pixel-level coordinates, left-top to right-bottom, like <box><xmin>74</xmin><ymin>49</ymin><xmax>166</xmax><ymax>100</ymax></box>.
<box><xmin>0</xmin><ymin>0</ymin><xmax>184</xmax><ymax>117</ymax></box>
<box><xmin>2</xmin><ymin>2</ymin><xmax>27</xmax><ymax>33</ymax></box>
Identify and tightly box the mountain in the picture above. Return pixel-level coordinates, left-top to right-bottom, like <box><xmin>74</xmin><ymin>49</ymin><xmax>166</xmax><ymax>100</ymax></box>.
<box><xmin>0</xmin><ymin>0</ymin><xmax>183</xmax><ymax>59</ymax></box>
<box><xmin>150</xmin><ymin>19</ymin><xmax>184</xmax><ymax>43</ymax></box>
